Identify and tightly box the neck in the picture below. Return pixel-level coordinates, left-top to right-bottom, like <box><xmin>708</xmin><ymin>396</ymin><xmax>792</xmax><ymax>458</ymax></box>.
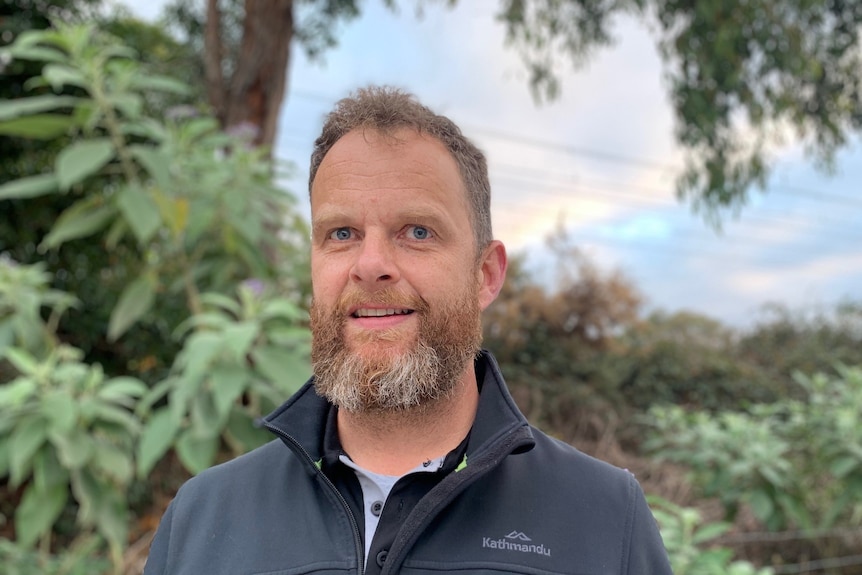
<box><xmin>336</xmin><ymin>366</ymin><xmax>479</xmax><ymax>476</ymax></box>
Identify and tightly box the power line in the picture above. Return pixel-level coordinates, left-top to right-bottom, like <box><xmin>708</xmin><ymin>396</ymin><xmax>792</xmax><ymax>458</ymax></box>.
<box><xmin>288</xmin><ymin>87</ymin><xmax>862</xmax><ymax>207</ymax></box>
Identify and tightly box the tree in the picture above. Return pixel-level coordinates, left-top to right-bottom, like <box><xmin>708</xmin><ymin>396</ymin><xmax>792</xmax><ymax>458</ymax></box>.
<box><xmin>164</xmin><ymin>0</ymin><xmax>366</xmax><ymax>150</ymax></box>
<box><xmin>165</xmin><ymin>0</ymin><xmax>862</xmax><ymax>216</ymax></box>
<box><xmin>498</xmin><ymin>0</ymin><xmax>862</xmax><ymax>217</ymax></box>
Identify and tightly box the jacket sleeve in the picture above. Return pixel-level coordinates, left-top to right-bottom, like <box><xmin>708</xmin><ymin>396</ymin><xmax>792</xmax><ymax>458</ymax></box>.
<box><xmin>143</xmin><ymin>499</ymin><xmax>175</xmax><ymax>575</ymax></box>
<box><xmin>624</xmin><ymin>477</ymin><xmax>674</xmax><ymax>574</ymax></box>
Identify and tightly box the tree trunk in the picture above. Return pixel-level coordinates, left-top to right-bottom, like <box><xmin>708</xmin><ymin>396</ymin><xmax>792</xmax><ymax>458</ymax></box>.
<box><xmin>210</xmin><ymin>0</ymin><xmax>294</xmax><ymax>151</ymax></box>
<box><xmin>203</xmin><ymin>0</ymin><xmax>225</xmax><ymax>127</ymax></box>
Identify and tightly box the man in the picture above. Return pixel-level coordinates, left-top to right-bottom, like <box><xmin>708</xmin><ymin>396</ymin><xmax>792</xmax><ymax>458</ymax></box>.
<box><xmin>144</xmin><ymin>86</ymin><xmax>672</xmax><ymax>575</ymax></box>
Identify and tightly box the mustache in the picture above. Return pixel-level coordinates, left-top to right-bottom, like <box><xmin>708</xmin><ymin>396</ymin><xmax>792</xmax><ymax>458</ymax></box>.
<box><xmin>328</xmin><ymin>288</ymin><xmax>431</xmax><ymax>316</ymax></box>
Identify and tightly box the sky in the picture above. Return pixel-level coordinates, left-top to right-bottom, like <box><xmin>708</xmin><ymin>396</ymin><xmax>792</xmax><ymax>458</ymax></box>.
<box><xmin>119</xmin><ymin>1</ymin><xmax>862</xmax><ymax>328</ymax></box>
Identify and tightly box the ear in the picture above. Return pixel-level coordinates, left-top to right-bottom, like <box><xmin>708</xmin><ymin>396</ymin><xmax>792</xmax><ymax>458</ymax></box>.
<box><xmin>477</xmin><ymin>240</ymin><xmax>507</xmax><ymax>311</ymax></box>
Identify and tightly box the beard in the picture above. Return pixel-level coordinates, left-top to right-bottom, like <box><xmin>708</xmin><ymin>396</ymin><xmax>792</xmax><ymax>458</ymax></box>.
<box><xmin>310</xmin><ymin>283</ymin><xmax>482</xmax><ymax>413</ymax></box>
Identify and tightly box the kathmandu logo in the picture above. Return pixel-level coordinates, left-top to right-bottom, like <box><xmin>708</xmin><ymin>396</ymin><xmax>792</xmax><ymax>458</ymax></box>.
<box><xmin>482</xmin><ymin>531</ymin><xmax>551</xmax><ymax>557</ymax></box>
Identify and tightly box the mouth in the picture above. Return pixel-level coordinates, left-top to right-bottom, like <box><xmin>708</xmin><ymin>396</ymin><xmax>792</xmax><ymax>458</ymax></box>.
<box><xmin>351</xmin><ymin>308</ymin><xmax>415</xmax><ymax>318</ymax></box>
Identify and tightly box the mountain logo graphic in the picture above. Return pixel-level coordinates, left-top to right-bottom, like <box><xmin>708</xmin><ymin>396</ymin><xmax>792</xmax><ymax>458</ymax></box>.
<box><xmin>505</xmin><ymin>531</ymin><xmax>532</xmax><ymax>542</ymax></box>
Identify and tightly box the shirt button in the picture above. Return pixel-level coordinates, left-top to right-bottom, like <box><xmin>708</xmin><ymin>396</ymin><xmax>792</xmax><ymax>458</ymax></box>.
<box><xmin>376</xmin><ymin>550</ymin><xmax>388</xmax><ymax>567</ymax></box>
<box><xmin>370</xmin><ymin>500</ymin><xmax>384</xmax><ymax>516</ymax></box>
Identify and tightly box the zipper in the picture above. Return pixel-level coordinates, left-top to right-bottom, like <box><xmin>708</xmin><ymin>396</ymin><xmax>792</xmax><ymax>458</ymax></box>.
<box><xmin>263</xmin><ymin>421</ymin><xmax>365</xmax><ymax>574</ymax></box>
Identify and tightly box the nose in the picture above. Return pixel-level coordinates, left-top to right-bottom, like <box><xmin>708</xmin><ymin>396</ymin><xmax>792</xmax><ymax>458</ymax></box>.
<box><xmin>350</xmin><ymin>232</ymin><xmax>400</xmax><ymax>286</ymax></box>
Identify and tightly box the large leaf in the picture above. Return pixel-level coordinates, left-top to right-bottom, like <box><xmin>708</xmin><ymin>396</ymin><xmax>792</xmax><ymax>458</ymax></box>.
<box><xmin>0</xmin><ymin>114</ymin><xmax>77</xmax><ymax>139</ymax></box>
<box><xmin>116</xmin><ymin>184</ymin><xmax>162</xmax><ymax>244</ymax></box>
<box><xmin>0</xmin><ymin>95</ymin><xmax>81</xmax><ymax>121</ymax></box>
<box><xmin>42</xmin><ymin>63</ymin><xmax>87</xmax><ymax>91</ymax></box>
<box><xmin>136</xmin><ymin>408</ymin><xmax>181</xmax><ymax>478</ymax></box>
<box><xmin>0</xmin><ymin>174</ymin><xmax>58</xmax><ymax>200</ymax></box>
<box><xmin>97</xmin><ymin>376</ymin><xmax>148</xmax><ymax>405</ymax></box>
<box><xmin>221</xmin><ymin>322</ymin><xmax>260</xmax><ymax>364</ymax></box>
<box><xmin>128</xmin><ymin>145</ymin><xmax>171</xmax><ymax>189</ymax></box>
<box><xmin>210</xmin><ymin>368</ymin><xmax>250</xmax><ymax>422</ymax></box>
<box><xmin>107</xmin><ymin>273</ymin><xmax>156</xmax><ymax>342</ymax></box>
<box><xmin>3</xmin><ymin>347</ymin><xmax>39</xmax><ymax>375</ymax></box>
<box><xmin>15</xmin><ymin>482</ymin><xmax>69</xmax><ymax>548</ymax></box>
<box><xmin>55</xmin><ymin>138</ymin><xmax>114</xmax><ymax>191</ymax></box>
<box><xmin>226</xmin><ymin>408</ymin><xmax>272</xmax><ymax>452</ymax></box>
<box><xmin>9</xmin><ymin>419</ymin><xmax>48</xmax><ymax>486</ymax></box>
<box><xmin>129</xmin><ymin>74</ymin><xmax>191</xmax><ymax>95</ymax></box>
<box><xmin>0</xmin><ymin>377</ymin><xmax>36</xmax><ymax>408</ymax></box>
<box><xmin>251</xmin><ymin>345</ymin><xmax>310</xmax><ymax>394</ymax></box>
<box><xmin>52</xmin><ymin>428</ymin><xmax>94</xmax><ymax>470</ymax></box>
<box><xmin>91</xmin><ymin>441</ymin><xmax>133</xmax><ymax>485</ymax></box>
<box><xmin>175</xmin><ymin>428</ymin><xmax>219</xmax><ymax>475</ymax></box>
<box><xmin>41</xmin><ymin>198</ymin><xmax>116</xmax><ymax>249</ymax></box>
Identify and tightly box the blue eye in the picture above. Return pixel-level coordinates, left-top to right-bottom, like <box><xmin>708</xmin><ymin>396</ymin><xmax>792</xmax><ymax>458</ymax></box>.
<box><xmin>330</xmin><ymin>228</ymin><xmax>352</xmax><ymax>241</ymax></box>
<box><xmin>409</xmin><ymin>226</ymin><xmax>431</xmax><ymax>240</ymax></box>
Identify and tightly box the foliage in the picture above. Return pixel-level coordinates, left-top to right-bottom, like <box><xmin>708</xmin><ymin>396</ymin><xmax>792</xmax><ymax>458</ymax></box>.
<box><xmin>0</xmin><ymin>536</ymin><xmax>110</xmax><ymax>575</ymax></box>
<box><xmin>483</xmin><ymin>232</ymin><xmax>642</xmax><ymax>439</ymax></box>
<box><xmin>0</xmin><ymin>22</ymin><xmax>311</xmax><ymax>572</ymax></box>
<box><xmin>0</xmin><ymin>257</ymin><xmax>76</xmax><ymax>360</ymax></box>
<box><xmin>497</xmin><ymin>0</ymin><xmax>862</xmax><ymax>218</ymax></box>
<box><xmin>738</xmin><ymin>302</ymin><xmax>862</xmax><ymax>394</ymax></box>
<box><xmin>649</xmin><ymin>496</ymin><xmax>773</xmax><ymax>575</ymax></box>
<box><xmin>618</xmin><ymin>311</ymin><xmax>781</xmax><ymax>411</ymax></box>
<box><xmin>0</xmin><ymin>343</ymin><xmax>146</xmax><ymax>562</ymax></box>
<box><xmin>136</xmin><ymin>283</ymin><xmax>310</xmax><ymax>476</ymax></box>
<box><xmin>645</xmin><ymin>365</ymin><xmax>862</xmax><ymax>534</ymax></box>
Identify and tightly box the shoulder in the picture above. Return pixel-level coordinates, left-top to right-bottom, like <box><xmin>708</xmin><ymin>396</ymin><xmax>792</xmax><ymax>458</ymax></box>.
<box><xmin>522</xmin><ymin>426</ymin><xmax>637</xmax><ymax>492</ymax></box>
<box><xmin>169</xmin><ymin>439</ymin><xmax>302</xmax><ymax>511</ymax></box>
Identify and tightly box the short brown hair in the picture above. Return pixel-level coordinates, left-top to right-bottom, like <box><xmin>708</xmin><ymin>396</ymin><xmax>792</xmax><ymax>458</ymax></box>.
<box><xmin>309</xmin><ymin>86</ymin><xmax>493</xmax><ymax>250</ymax></box>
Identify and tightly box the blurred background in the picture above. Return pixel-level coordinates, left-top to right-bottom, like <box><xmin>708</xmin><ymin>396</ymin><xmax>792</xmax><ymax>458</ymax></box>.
<box><xmin>1</xmin><ymin>1</ymin><xmax>861</xmax><ymax>574</ymax></box>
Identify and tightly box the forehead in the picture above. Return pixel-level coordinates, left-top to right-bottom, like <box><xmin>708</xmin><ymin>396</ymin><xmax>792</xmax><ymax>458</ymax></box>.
<box><xmin>310</xmin><ymin>127</ymin><xmax>469</xmax><ymax>214</ymax></box>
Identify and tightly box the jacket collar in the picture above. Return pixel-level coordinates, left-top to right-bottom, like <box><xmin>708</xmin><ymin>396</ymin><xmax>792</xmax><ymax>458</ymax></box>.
<box><xmin>261</xmin><ymin>350</ymin><xmax>535</xmax><ymax>466</ymax></box>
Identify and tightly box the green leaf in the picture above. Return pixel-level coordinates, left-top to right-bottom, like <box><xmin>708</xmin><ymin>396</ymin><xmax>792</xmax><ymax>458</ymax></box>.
<box><xmin>2</xmin><ymin>347</ymin><xmax>39</xmax><ymax>375</ymax></box>
<box><xmin>176</xmin><ymin>331</ymin><xmax>223</xmax><ymax>384</ymax></box>
<box><xmin>0</xmin><ymin>95</ymin><xmax>81</xmax><ymax>121</ymax></box>
<box><xmin>41</xmin><ymin>391</ymin><xmax>77</xmax><ymax>437</ymax></box>
<box><xmin>107</xmin><ymin>273</ymin><xmax>156</xmax><ymax>342</ymax></box>
<box><xmin>32</xmin><ymin>448</ymin><xmax>68</xmax><ymax>491</ymax></box>
<box><xmin>0</xmin><ymin>114</ymin><xmax>77</xmax><ymax>139</ymax></box>
<box><xmin>226</xmin><ymin>408</ymin><xmax>272</xmax><ymax>452</ymax></box>
<box><xmin>175</xmin><ymin>428</ymin><xmax>219</xmax><ymax>475</ymax></box>
<box><xmin>5</xmin><ymin>45</ymin><xmax>66</xmax><ymax>63</ymax></box>
<box><xmin>95</xmin><ymin>488</ymin><xmax>129</xmax><ymax>551</ymax></box>
<box><xmin>41</xmin><ymin>197</ymin><xmax>116</xmax><ymax>249</ymax></box>
<box><xmin>210</xmin><ymin>368</ymin><xmax>250</xmax><ymax>422</ymax></box>
<box><xmin>15</xmin><ymin>482</ymin><xmax>68</xmax><ymax>548</ymax></box>
<box><xmin>108</xmin><ymin>93</ymin><xmax>142</xmax><ymax>120</ymax></box>
<box><xmin>260</xmin><ymin>299</ymin><xmax>304</xmax><ymax>322</ymax></box>
<box><xmin>222</xmin><ymin>322</ymin><xmax>259</xmax><ymax>364</ymax></box>
<box><xmin>251</xmin><ymin>345</ymin><xmax>310</xmax><ymax>394</ymax></box>
<box><xmin>830</xmin><ymin>456</ymin><xmax>858</xmax><ymax>478</ymax></box>
<box><xmin>747</xmin><ymin>489</ymin><xmax>773</xmax><ymax>524</ymax></box>
<box><xmin>0</xmin><ymin>174</ymin><xmax>59</xmax><ymax>200</ymax></box>
<box><xmin>10</xmin><ymin>419</ymin><xmax>47</xmax><ymax>486</ymax></box>
<box><xmin>129</xmin><ymin>74</ymin><xmax>191</xmax><ymax>95</ymax></box>
<box><xmin>42</xmin><ymin>63</ymin><xmax>87</xmax><ymax>91</ymax></box>
<box><xmin>91</xmin><ymin>441</ymin><xmax>133</xmax><ymax>485</ymax></box>
<box><xmin>55</xmin><ymin>138</ymin><xmax>114</xmax><ymax>191</ymax></box>
<box><xmin>128</xmin><ymin>145</ymin><xmax>171</xmax><ymax>189</ymax></box>
<box><xmin>137</xmin><ymin>408</ymin><xmax>181</xmax><ymax>478</ymax></box>
<box><xmin>200</xmin><ymin>292</ymin><xmax>242</xmax><ymax>315</ymax></box>
<box><xmin>97</xmin><ymin>376</ymin><xmax>148</xmax><ymax>405</ymax></box>
<box><xmin>115</xmin><ymin>184</ymin><xmax>162</xmax><ymax>244</ymax></box>
<box><xmin>52</xmin><ymin>428</ymin><xmax>94</xmax><ymax>470</ymax></box>
<box><xmin>692</xmin><ymin>521</ymin><xmax>731</xmax><ymax>544</ymax></box>
<box><xmin>190</xmin><ymin>392</ymin><xmax>221</xmax><ymax>437</ymax></box>
<box><xmin>88</xmin><ymin>400</ymin><xmax>141</xmax><ymax>435</ymax></box>
<box><xmin>0</xmin><ymin>377</ymin><xmax>36</xmax><ymax>408</ymax></box>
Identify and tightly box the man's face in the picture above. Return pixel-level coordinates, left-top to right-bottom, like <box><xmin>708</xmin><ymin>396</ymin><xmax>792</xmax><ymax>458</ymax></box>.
<box><xmin>309</xmin><ymin>128</ymin><xmax>497</xmax><ymax>412</ymax></box>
